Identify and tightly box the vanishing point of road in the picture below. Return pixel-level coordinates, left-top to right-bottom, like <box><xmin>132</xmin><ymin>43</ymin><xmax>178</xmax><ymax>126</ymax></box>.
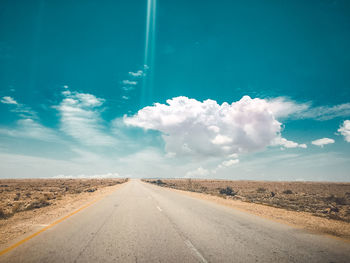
<box><xmin>1</xmin><ymin>179</ymin><xmax>349</xmax><ymax>263</ymax></box>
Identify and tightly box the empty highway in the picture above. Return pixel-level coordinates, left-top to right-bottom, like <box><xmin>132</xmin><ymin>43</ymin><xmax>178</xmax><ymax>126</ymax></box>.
<box><xmin>1</xmin><ymin>179</ymin><xmax>349</xmax><ymax>263</ymax></box>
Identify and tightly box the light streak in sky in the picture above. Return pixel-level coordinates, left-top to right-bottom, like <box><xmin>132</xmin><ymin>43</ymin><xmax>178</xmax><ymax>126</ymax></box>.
<box><xmin>141</xmin><ymin>0</ymin><xmax>157</xmax><ymax>105</ymax></box>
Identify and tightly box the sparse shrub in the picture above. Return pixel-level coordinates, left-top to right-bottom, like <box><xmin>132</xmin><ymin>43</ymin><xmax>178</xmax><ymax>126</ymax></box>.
<box><xmin>43</xmin><ymin>193</ymin><xmax>53</xmax><ymax>200</ymax></box>
<box><xmin>257</xmin><ymin>187</ymin><xmax>266</xmax><ymax>193</ymax></box>
<box><xmin>219</xmin><ymin>187</ymin><xmax>236</xmax><ymax>196</ymax></box>
<box><xmin>26</xmin><ymin>198</ymin><xmax>50</xmax><ymax>210</ymax></box>
<box><xmin>282</xmin><ymin>189</ymin><xmax>293</xmax><ymax>194</ymax></box>
<box><xmin>12</xmin><ymin>202</ymin><xmax>22</xmax><ymax>213</ymax></box>
<box><xmin>326</xmin><ymin>195</ymin><xmax>347</xmax><ymax>205</ymax></box>
<box><xmin>334</xmin><ymin>197</ymin><xmax>347</xmax><ymax>205</ymax></box>
<box><xmin>187</xmin><ymin>179</ymin><xmax>193</xmax><ymax>190</ymax></box>
<box><xmin>270</xmin><ymin>191</ymin><xmax>276</xmax><ymax>197</ymax></box>
<box><xmin>0</xmin><ymin>208</ymin><xmax>6</xmax><ymax>219</ymax></box>
<box><xmin>156</xmin><ymin>179</ymin><xmax>165</xmax><ymax>185</ymax></box>
<box><xmin>86</xmin><ymin>188</ymin><xmax>96</xmax><ymax>193</ymax></box>
<box><xmin>14</xmin><ymin>192</ymin><xmax>20</xmax><ymax>201</ymax></box>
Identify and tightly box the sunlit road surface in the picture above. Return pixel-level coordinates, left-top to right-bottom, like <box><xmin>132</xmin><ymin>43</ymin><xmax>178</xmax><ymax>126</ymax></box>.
<box><xmin>1</xmin><ymin>180</ymin><xmax>349</xmax><ymax>263</ymax></box>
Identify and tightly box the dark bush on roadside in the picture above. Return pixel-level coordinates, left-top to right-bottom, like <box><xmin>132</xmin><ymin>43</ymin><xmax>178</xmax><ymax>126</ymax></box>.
<box><xmin>282</xmin><ymin>189</ymin><xmax>293</xmax><ymax>194</ymax></box>
<box><xmin>155</xmin><ymin>179</ymin><xmax>165</xmax><ymax>185</ymax></box>
<box><xmin>219</xmin><ymin>187</ymin><xmax>236</xmax><ymax>196</ymax></box>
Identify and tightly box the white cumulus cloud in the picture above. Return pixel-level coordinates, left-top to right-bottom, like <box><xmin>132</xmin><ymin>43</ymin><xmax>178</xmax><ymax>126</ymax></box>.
<box><xmin>338</xmin><ymin>120</ymin><xmax>350</xmax><ymax>142</ymax></box>
<box><xmin>311</xmin><ymin>138</ymin><xmax>335</xmax><ymax>147</ymax></box>
<box><xmin>124</xmin><ymin>96</ymin><xmax>304</xmax><ymax>157</ymax></box>
<box><xmin>186</xmin><ymin>167</ymin><xmax>210</xmax><ymax>177</ymax></box>
<box><xmin>222</xmin><ymin>159</ymin><xmax>240</xmax><ymax>167</ymax></box>
<box><xmin>272</xmin><ymin>137</ymin><xmax>307</xmax><ymax>149</ymax></box>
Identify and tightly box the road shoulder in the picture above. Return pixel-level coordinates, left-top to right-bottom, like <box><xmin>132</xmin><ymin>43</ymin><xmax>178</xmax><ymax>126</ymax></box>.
<box><xmin>164</xmin><ymin>186</ymin><xmax>350</xmax><ymax>242</ymax></box>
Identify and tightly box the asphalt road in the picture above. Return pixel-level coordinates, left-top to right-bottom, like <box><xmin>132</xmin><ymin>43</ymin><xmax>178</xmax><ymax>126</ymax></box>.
<box><xmin>1</xmin><ymin>179</ymin><xmax>349</xmax><ymax>263</ymax></box>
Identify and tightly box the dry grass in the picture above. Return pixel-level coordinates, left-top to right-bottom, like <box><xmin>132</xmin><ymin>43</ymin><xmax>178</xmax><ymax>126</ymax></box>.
<box><xmin>0</xmin><ymin>179</ymin><xmax>128</xmax><ymax>219</ymax></box>
<box><xmin>143</xmin><ymin>179</ymin><xmax>350</xmax><ymax>222</ymax></box>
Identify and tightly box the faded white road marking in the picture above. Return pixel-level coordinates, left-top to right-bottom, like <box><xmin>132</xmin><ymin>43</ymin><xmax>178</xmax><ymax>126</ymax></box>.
<box><xmin>156</xmin><ymin>206</ymin><xmax>162</xmax><ymax>212</ymax></box>
<box><xmin>184</xmin><ymin>240</ymin><xmax>208</xmax><ymax>263</ymax></box>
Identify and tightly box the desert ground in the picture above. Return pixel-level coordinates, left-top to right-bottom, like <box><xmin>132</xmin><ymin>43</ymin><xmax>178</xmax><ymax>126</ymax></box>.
<box><xmin>0</xmin><ymin>178</ymin><xmax>128</xmax><ymax>246</ymax></box>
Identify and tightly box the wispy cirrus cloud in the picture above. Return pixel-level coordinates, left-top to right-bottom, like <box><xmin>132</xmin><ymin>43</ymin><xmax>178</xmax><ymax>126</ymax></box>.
<box><xmin>297</xmin><ymin>103</ymin><xmax>350</xmax><ymax>121</ymax></box>
<box><xmin>265</xmin><ymin>97</ymin><xmax>350</xmax><ymax>121</ymax></box>
<box><xmin>1</xmin><ymin>95</ymin><xmax>37</xmax><ymax>119</ymax></box>
<box><xmin>0</xmin><ymin>118</ymin><xmax>59</xmax><ymax>141</ymax></box>
<box><xmin>1</xmin><ymin>96</ymin><xmax>17</xmax><ymax>105</ymax></box>
<box><xmin>54</xmin><ymin>88</ymin><xmax>116</xmax><ymax>146</ymax></box>
<box><xmin>0</xmin><ymin>96</ymin><xmax>56</xmax><ymax>141</ymax></box>
<box><xmin>128</xmin><ymin>70</ymin><xmax>145</xmax><ymax>78</ymax></box>
<box><xmin>122</xmin><ymin>80</ymin><xmax>137</xmax><ymax>86</ymax></box>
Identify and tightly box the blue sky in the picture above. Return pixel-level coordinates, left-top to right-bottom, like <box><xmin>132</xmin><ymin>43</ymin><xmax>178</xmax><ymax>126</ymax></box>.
<box><xmin>0</xmin><ymin>0</ymin><xmax>350</xmax><ymax>180</ymax></box>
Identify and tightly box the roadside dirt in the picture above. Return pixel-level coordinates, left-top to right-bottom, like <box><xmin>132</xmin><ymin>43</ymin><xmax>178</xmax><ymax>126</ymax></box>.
<box><xmin>0</xmin><ymin>179</ymin><xmax>127</xmax><ymax>248</ymax></box>
<box><xmin>143</xmin><ymin>179</ymin><xmax>350</xmax><ymax>241</ymax></box>
<box><xmin>144</xmin><ymin>179</ymin><xmax>350</xmax><ymax>222</ymax></box>
<box><xmin>170</xmin><ymin>187</ymin><xmax>350</xmax><ymax>241</ymax></box>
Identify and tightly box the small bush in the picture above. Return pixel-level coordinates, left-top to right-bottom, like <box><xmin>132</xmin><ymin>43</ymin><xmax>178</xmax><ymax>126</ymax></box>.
<box><xmin>282</xmin><ymin>189</ymin><xmax>293</xmax><ymax>194</ymax></box>
<box><xmin>270</xmin><ymin>191</ymin><xmax>276</xmax><ymax>197</ymax></box>
<box><xmin>334</xmin><ymin>197</ymin><xmax>347</xmax><ymax>205</ymax></box>
<box><xmin>0</xmin><ymin>208</ymin><xmax>6</xmax><ymax>219</ymax></box>
<box><xmin>325</xmin><ymin>195</ymin><xmax>347</xmax><ymax>205</ymax></box>
<box><xmin>156</xmin><ymin>179</ymin><xmax>165</xmax><ymax>185</ymax></box>
<box><xmin>26</xmin><ymin>199</ymin><xmax>50</xmax><ymax>210</ymax></box>
<box><xmin>257</xmin><ymin>187</ymin><xmax>266</xmax><ymax>193</ymax></box>
<box><xmin>12</xmin><ymin>202</ymin><xmax>22</xmax><ymax>213</ymax></box>
<box><xmin>219</xmin><ymin>187</ymin><xmax>236</xmax><ymax>196</ymax></box>
<box><xmin>14</xmin><ymin>192</ymin><xmax>20</xmax><ymax>201</ymax></box>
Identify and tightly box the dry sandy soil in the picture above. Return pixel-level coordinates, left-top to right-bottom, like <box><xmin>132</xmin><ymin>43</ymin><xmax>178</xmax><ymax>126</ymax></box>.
<box><xmin>143</xmin><ymin>179</ymin><xmax>350</xmax><ymax>240</ymax></box>
<box><xmin>0</xmin><ymin>179</ymin><xmax>128</xmax><ymax>247</ymax></box>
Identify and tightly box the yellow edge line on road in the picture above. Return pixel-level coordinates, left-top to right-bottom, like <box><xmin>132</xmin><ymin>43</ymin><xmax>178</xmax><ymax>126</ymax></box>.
<box><xmin>0</xmin><ymin>191</ymin><xmax>111</xmax><ymax>257</ymax></box>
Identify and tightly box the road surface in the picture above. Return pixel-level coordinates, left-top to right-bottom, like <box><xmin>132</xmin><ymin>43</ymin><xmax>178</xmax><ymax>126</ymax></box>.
<box><xmin>1</xmin><ymin>179</ymin><xmax>349</xmax><ymax>262</ymax></box>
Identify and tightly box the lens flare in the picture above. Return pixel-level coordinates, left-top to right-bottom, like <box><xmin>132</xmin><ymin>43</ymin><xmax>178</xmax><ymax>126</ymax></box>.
<box><xmin>141</xmin><ymin>0</ymin><xmax>157</xmax><ymax>105</ymax></box>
